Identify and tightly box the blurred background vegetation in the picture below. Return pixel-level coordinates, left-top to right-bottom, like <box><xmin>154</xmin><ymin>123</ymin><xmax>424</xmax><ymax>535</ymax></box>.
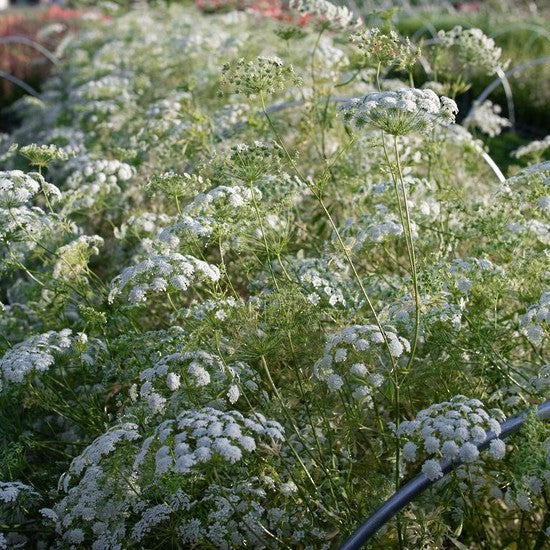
<box><xmin>1</xmin><ymin>0</ymin><xmax>548</xmax><ymax>167</ymax></box>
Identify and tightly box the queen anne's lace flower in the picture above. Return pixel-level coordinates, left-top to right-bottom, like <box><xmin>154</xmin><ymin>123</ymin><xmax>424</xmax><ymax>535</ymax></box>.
<box><xmin>0</xmin><ymin>329</ymin><xmax>94</xmax><ymax>391</ymax></box>
<box><xmin>437</xmin><ymin>26</ymin><xmax>509</xmax><ymax>75</ymax></box>
<box><xmin>422</xmin><ymin>459</ymin><xmax>444</xmax><ymax>481</ymax></box>
<box><xmin>59</xmin><ymin>156</ymin><xmax>135</xmax><ymax>212</ymax></box>
<box><xmin>285</xmin><ymin>254</ymin><xmax>350</xmax><ymax>307</ymax></box>
<box><xmin>108</xmin><ymin>253</ymin><xmax>220</xmax><ymax>304</ymax></box>
<box><xmin>464</xmin><ymin>100</ymin><xmax>511</xmax><ymax>137</ymax></box>
<box><xmin>0</xmin><ymin>170</ymin><xmax>60</xmax><ymax>209</ymax></box>
<box><xmin>339</xmin><ymin>88</ymin><xmax>457</xmax><ymax>136</ymax></box>
<box><xmin>65</xmin><ymin>423</ymin><xmax>141</xmax><ymax>483</ymax></box>
<box><xmin>159</xmin><ymin>185</ymin><xmax>260</xmax><ymax>249</ymax></box>
<box><xmin>52</xmin><ymin>235</ymin><xmax>104</xmax><ymax>280</ymax></box>
<box><xmin>290</xmin><ymin>0</ymin><xmax>360</xmax><ymax>31</ymax></box>
<box><xmin>352</xmin><ymin>28</ymin><xmax>416</xmax><ymax>70</ymax></box>
<box><xmin>137</xmin><ymin>351</ymin><xmax>253</xmax><ymax>415</ymax></box>
<box><xmin>521</xmin><ymin>291</ymin><xmax>549</xmax><ymax>347</ymax></box>
<box><xmin>222</xmin><ymin>56</ymin><xmax>300</xmax><ymax>96</ymax></box>
<box><xmin>399</xmin><ymin>396</ymin><xmax>506</xmax><ymax>477</ymax></box>
<box><xmin>0</xmin><ymin>481</ymin><xmax>40</xmax><ymax>504</ymax></box>
<box><xmin>314</xmin><ymin>324</ymin><xmax>409</xmax><ymax>403</ymax></box>
<box><xmin>133</xmin><ymin>407</ymin><xmax>284</xmax><ymax>475</ymax></box>
<box><xmin>0</xmin><ymin>170</ymin><xmax>64</xmax><ymax>269</ymax></box>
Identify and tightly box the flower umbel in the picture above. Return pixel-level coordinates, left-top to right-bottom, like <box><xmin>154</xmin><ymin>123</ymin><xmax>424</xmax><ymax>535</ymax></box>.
<box><xmin>339</xmin><ymin>88</ymin><xmax>458</xmax><ymax>136</ymax></box>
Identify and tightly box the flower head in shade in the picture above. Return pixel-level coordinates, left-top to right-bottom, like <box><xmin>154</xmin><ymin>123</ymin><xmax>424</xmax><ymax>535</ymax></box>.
<box><xmin>222</xmin><ymin>56</ymin><xmax>301</xmax><ymax>97</ymax></box>
<box><xmin>437</xmin><ymin>26</ymin><xmax>509</xmax><ymax>76</ymax></box>
<box><xmin>352</xmin><ymin>28</ymin><xmax>417</xmax><ymax>71</ymax></box>
<box><xmin>313</xmin><ymin>324</ymin><xmax>409</xmax><ymax>405</ymax></box>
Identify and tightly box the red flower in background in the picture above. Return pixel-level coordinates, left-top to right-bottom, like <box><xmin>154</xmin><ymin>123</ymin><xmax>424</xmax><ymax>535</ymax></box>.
<box><xmin>0</xmin><ymin>6</ymin><xmax>82</xmax><ymax>104</ymax></box>
<box><xmin>194</xmin><ymin>0</ymin><xmax>311</xmax><ymax>26</ymax></box>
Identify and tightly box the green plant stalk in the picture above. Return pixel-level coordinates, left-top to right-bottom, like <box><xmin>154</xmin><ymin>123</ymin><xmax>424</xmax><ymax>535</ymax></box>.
<box><xmin>393</xmin><ymin>135</ymin><xmax>421</xmax><ymax>373</ymax></box>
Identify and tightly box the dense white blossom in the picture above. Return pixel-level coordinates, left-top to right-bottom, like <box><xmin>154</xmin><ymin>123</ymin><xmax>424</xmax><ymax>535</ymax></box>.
<box><xmin>339</xmin><ymin>88</ymin><xmax>457</xmax><ymax>135</ymax></box>
<box><xmin>464</xmin><ymin>100</ymin><xmax>511</xmax><ymax>137</ymax></box>
<box><xmin>0</xmin><ymin>481</ymin><xmax>40</xmax><ymax>504</ymax></box>
<box><xmin>0</xmin><ymin>329</ymin><xmax>85</xmax><ymax>391</ymax></box>
<box><xmin>108</xmin><ymin>253</ymin><xmax>220</xmax><ymax>304</ymax></box>
<box><xmin>0</xmin><ymin>170</ymin><xmax>60</xmax><ymax>209</ymax></box>
<box><xmin>133</xmin><ymin>408</ymin><xmax>284</xmax><ymax>475</ymax></box>
<box><xmin>159</xmin><ymin>185</ymin><xmax>260</xmax><ymax>248</ymax></box>
<box><xmin>399</xmin><ymin>396</ymin><xmax>506</xmax><ymax>474</ymax></box>
<box><xmin>314</xmin><ymin>324</ymin><xmax>409</xmax><ymax>402</ymax></box>
<box><xmin>137</xmin><ymin>351</ymin><xmax>253</xmax><ymax>414</ymax></box>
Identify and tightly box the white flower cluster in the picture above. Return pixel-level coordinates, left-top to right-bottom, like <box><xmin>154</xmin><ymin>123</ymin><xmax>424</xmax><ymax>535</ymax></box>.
<box><xmin>64</xmin><ymin>423</ymin><xmax>141</xmax><ymax>487</ymax></box>
<box><xmin>382</xmin><ymin>292</ymin><xmax>464</xmax><ymax>334</ymax></box>
<box><xmin>179</xmin><ymin>297</ymin><xmax>241</xmax><ymax>323</ymax></box>
<box><xmin>144</xmin><ymin>92</ymin><xmax>193</xmax><ymax>138</ymax></box>
<box><xmin>507</xmin><ymin>219</ymin><xmax>550</xmax><ymax>245</ymax></box>
<box><xmin>504</xmin><ymin>448</ymin><xmax>550</xmax><ymax>513</ymax></box>
<box><xmin>178</xmin><ymin>479</ymin><xmax>328</xmax><ymax>548</ymax></box>
<box><xmin>62</xmin><ymin>156</ymin><xmax>135</xmax><ymax>212</ymax></box>
<box><xmin>513</xmin><ymin>135</ymin><xmax>550</xmax><ymax>159</ymax></box>
<box><xmin>314</xmin><ymin>324</ymin><xmax>409</xmax><ymax>401</ymax></box>
<box><xmin>339</xmin><ymin>88</ymin><xmax>457</xmax><ymax>136</ymax></box>
<box><xmin>351</xmin><ymin>28</ymin><xmax>416</xmax><ymax>70</ymax></box>
<box><xmin>137</xmin><ymin>351</ymin><xmax>252</xmax><ymax>414</ymax></box>
<box><xmin>437</xmin><ymin>26</ymin><xmax>509</xmax><ymax>75</ymax></box>
<box><xmin>72</xmin><ymin>74</ymin><xmax>134</xmax><ymax>103</ymax></box>
<box><xmin>0</xmin><ymin>171</ymin><xmax>62</xmax><ymax>268</ymax></box>
<box><xmin>0</xmin><ymin>481</ymin><xmax>40</xmax><ymax>504</ymax></box>
<box><xmin>464</xmin><ymin>100</ymin><xmax>511</xmax><ymax>137</ymax></box>
<box><xmin>287</xmin><ymin>255</ymin><xmax>350</xmax><ymax>307</ymax></box>
<box><xmin>146</xmin><ymin>91</ymin><xmax>192</xmax><ymax>121</ymax></box>
<box><xmin>52</xmin><ymin>234</ymin><xmax>104</xmax><ymax>280</ymax></box>
<box><xmin>0</xmin><ymin>170</ymin><xmax>60</xmax><ymax>209</ymax></box>
<box><xmin>222</xmin><ymin>56</ymin><xmax>300</xmax><ymax>97</ymax></box>
<box><xmin>45</xmin><ymin>464</ymin><xmax>130</xmax><ymax>549</ymax></box>
<box><xmin>398</xmin><ymin>396</ymin><xmax>506</xmax><ymax>481</ymax></box>
<box><xmin>343</xmin><ymin>203</ymin><xmax>418</xmax><ymax>250</ymax></box>
<box><xmin>521</xmin><ymin>291</ymin><xmax>549</xmax><ymax>347</ymax></box>
<box><xmin>134</xmin><ymin>407</ymin><xmax>284</xmax><ymax>474</ymax></box>
<box><xmin>108</xmin><ymin>253</ymin><xmax>220</xmax><ymax>304</ymax></box>
<box><xmin>159</xmin><ymin>185</ymin><xmax>260</xmax><ymax>249</ymax></box>
<box><xmin>290</xmin><ymin>0</ymin><xmax>360</xmax><ymax>31</ymax></box>
<box><xmin>0</xmin><ymin>329</ymin><xmax>74</xmax><ymax>391</ymax></box>
<box><xmin>446</xmin><ymin>257</ymin><xmax>504</xmax><ymax>295</ymax></box>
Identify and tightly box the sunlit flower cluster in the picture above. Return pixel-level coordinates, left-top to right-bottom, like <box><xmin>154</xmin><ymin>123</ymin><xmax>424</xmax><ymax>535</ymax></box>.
<box><xmin>339</xmin><ymin>88</ymin><xmax>457</xmax><ymax>135</ymax></box>
<box><xmin>1</xmin><ymin>2</ymin><xmax>548</xmax><ymax>548</ymax></box>
<box><xmin>108</xmin><ymin>253</ymin><xmax>221</xmax><ymax>304</ymax></box>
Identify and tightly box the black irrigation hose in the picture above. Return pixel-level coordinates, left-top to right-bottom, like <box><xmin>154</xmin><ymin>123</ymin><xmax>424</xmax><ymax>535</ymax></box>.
<box><xmin>341</xmin><ymin>399</ymin><xmax>550</xmax><ymax>550</ymax></box>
